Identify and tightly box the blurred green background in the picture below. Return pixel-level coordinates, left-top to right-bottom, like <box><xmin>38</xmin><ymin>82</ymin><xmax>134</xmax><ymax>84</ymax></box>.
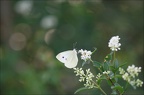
<box><xmin>0</xmin><ymin>0</ymin><xmax>143</xmax><ymax>95</ymax></box>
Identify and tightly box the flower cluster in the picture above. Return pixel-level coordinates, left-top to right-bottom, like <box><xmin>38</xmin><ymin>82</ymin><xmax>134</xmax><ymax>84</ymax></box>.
<box><xmin>119</xmin><ymin>67</ymin><xmax>125</xmax><ymax>74</ymax></box>
<box><xmin>119</xmin><ymin>65</ymin><xmax>143</xmax><ymax>88</ymax></box>
<box><xmin>74</xmin><ymin>68</ymin><xmax>85</xmax><ymax>76</ymax></box>
<box><xmin>57</xmin><ymin>36</ymin><xmax>143</xmax><ymax>94</ymax></box>
<box><xmin>73</xmin><ymin>68</ymin><xmax>95</xmax><ymax>89</ymax></box>
<box><xmin>127</xmin><ymin>65</ymin><xmax>141</xmax><ymax>78</ymax></box>
<box><xmin>108</xmin><ymin>36</ymin><xmax>121</xmax><ymax>51</ymax></box>
<box><xmin>78</xmin><ymin>49</ymin><xmax>92</xmax><ymax>61</ymax></box>
<box><xmin>103</xmin><ymin>71</ymin><xmax>110</xmax><ymax>75</ymax></box>
<box><xmin>96</xmin><ymin>73</ymin><xmax>102</xmax><ymax>81</ymax></box>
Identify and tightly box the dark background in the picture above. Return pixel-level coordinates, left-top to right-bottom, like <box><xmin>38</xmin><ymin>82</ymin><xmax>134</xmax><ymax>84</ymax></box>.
<box><xmin>0</xmin><ymin>0</ymin><xmax>143</xmax><ymax>95</ymax></box>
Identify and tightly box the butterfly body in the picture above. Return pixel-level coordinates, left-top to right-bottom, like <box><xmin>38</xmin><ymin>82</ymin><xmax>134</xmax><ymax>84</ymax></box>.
<box><xmin>56</xmin><ymin>49</ymin><xmax>78</xmax><ymax>68</ymax></box>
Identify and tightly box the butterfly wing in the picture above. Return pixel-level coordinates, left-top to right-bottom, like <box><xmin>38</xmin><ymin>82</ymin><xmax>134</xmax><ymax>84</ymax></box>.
<box><xmin>56</xmin><ymin>49</ymin><xmax>78</xmax><ymax>68</ymax></box>
<box><xmin>56</xmin><ymin>50</ymin><xmax>73</xmax><ymax>64</ymax></box>
<box><xmin>64</xmin><ymin>49</ymin><xmax>78</xmax><ymax>68</ymax></box>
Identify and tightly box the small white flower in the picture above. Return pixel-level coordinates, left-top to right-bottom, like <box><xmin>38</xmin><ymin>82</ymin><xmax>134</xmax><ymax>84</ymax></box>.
<box><xmin>74</xmin><ymin>68</ymin><xmax>96</xmax><ymax>89</ymax></box>
<box><xmin>120</xmin><ymin>65</ymin><xmax>143</xmax><ymax>89</ymax></box>
<box><xmin>119</xmin><ymin>67</ymin><xmax>125</xmax><ymax>75</ymax></box>
<box><xmin>127</xmin><ymin>65</ymin><xmax>141</xmax><ymax>78</ymax></box>
<box><xmin>84</xmin><ymin>83</ymin><xmax>89</xmax><ymax>88</ymax></box>
<box><xmin>103</xmin><ymin>71</ymin><xmax>110</xmax><ymax>75</ymax></box>
<box><xmin>86</xmin><ymin>76</ymin><xmax>92</xmax><ymax>81</ymax></box>
<box><xmin>136</xmin><ymin>79</ymin><xmax>143</xmax><ymax>87</ymax></box>
<box><xmin>96</xmin><ymin>73</ymin><xmax>102</xmax><ymax>82</ymax></box>
<box><xmin>88</xmin><ymin>73</ymin><xmax>94</xmax><ymax>78</ymax></box>
<box><xmin>107</xmin><ymin>71</ymin><xmax>110</xmax><ymax>74</ymax></box>
<box><xmin>84</xmin><ymin>80</ymin><xmax>95</xmax><ymax>89</ymax></box>
<box><xmin>74</xmin><ymin>68</ymin><xmax>95</xmax><ymax>89</ymax></box>
<box><xmin>86</xmin><ymin>69</ymin><xmax>90</xmax><ymax>74</ymax></box>
<box><xmin>103</xmin><ymin>71</ymin><xmax>107</xmax><ymax>74</ymax></box>
<box><xmin>78</xmin><ymin>49</ymin><xmax>92</xmax><ymax>61</ymax></box>
<box><xmin>122</xmin><ymin>73</ymin><xmax>130</xmax><ymax>82</ymax></box>
<box><xmin>130</xmin><ymin>80</ymin><xmax>136</xmax><ymax>86</ymax></box>
<box><xmin>79</xmin><ymin>76</ymin><xmax>85</xmax><ymax>82</ymax></box>
<box><xmin>73</xmin><ymin>68</ymin><xmax>85</xmax><ymax>76</ymax></box>
<box><xmin>96</xmin><ymin>73</ymin><xmax>102</xmax><ymax>79</ymax></box>
<box><xmin>85</xmin><ymin>69</ymin><xmax>94</xmax><ymax>82</ymax></box>
<box><xmin>89</xmin><ymin>83</ymin><xmax>95</xmax><ymax>88</ymax></box>
<box><xmin>108</xmin><ymin>36</ymin><xmax>121</xmax><ymax>51</ymax></box>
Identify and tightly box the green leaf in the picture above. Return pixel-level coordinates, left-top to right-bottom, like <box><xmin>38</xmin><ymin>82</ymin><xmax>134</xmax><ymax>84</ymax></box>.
<box><xmin>109</xmin><ymin>72</ymin><xmax>114</xmax><ymax>79</ymax></box>
<box><xmin>101</xmin><ymin>75</ymin><xmax>107</xmax><ymax>79</ymax></box>
<box><xmin>107</xmin><ymin>79</ymin><xmax>113</xmax><ymax>86</ymax></box>
<box><xmin>103</xmin><ymin>62</ymin><xmax>109</xmax><ymax>71</ymax></box>
<box><xmin>118</xmin><ymin>62</ymin><xmax>127</xmax><ymax>68</ymax></box>
<box><xmin>74</xmin><ymin>87</ymin><xmax>88</xmax><ymax>94</ymax></box>
<box><xmin>110</xmin><ymin>66</ymin><xmax>116</xmax><ymax>73</ymax></box>
<box><xmin>115</xmin><ymin>62</ymin><xmax>127</xmax><ymax>72</ymax></box>
<box><xmin>93</xmin><ymin>61</ymin><xmax>104</xmax><ymax>72</ymax></box>
<box><xmin>114</xmin><ymin>75</ymin><xmax>122</xmax><ymax>78</ymax></box>
<box><xmin>111</xmin><ymin>83</ymin><xmax>124</xmax><ymax>93</ymax></box>
<box><xmin>110</xmin><ymin>74</ymin><xmax>119</xmax><ymax>82</ymax></box>
<box><xmin>93</xmin><ymin>61</ymin><xmax>102</xmax><ymax>68</ymax></box>
<box><xmin>96</xmin><ymin>75</ymin><xmax>106</xmax><ymax>86</ymax></box>
<box><xmin>97</xmin><ymin>79</ymin><xmax>102</xmax><ymax>85</ymax></box>
<box><xmin>114</xmin><ymin>59</ymin><xmax>119</xmax><ymax>68</ymax></box>
<box><xmin>115</xmin><ymin>77</ymin><xmax>118</xmax><ymax>82</ymax></box>
<box><xmin>104</xmin><ymin>52</ymin><xmax>113</xmax><ymax>62</ymax></box>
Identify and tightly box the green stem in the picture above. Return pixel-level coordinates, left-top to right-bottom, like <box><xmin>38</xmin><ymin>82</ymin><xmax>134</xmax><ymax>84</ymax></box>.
<box><xmin>98</xmin><ymin>85</ymin><xmax>107</xmax><ymax>95</ymax></box>
<box><xmin>122</xmin><ymin>82</ymin><xmax>129</xmax><ymax>95</ymax></box>
<box><xmin>114</xmin><ymin>51</ymin><xmax>116</xmax><ymax>60</ymax></box>
<box><xmin>125</xmin><ymin>82</ymin><xmax>129</xmax><ymax>90</ymax></box>
<box><xmin>105</xmin><ymin>74</ymin><xmax>121</xmax><ymax>95</ymax></box>
<box><xmin>113</xmin><ymin>51</ymin><xmax>116</xmax><ymax>64</ymax></box>
<box><xmin>90</xmin><ymin>59</ymin><xmax>93</xmax><ymax>63</ymax></box>
<box><xmin>92</xmin><ymin>80</ymin><xmax>107</xmax><ymax>95</ymax></box>
<box><xmin>92</xmin><ymin>48</ymin><xmax>97</xmax><ymax>54</ymax></box>
<box><xmin>87</xmin><ymin>60</ymin><xmax>106</xmax><ymax>95</ymax></box>
<box><xmin>90</xmin><ymin>59</ymin><xmax>103</xmax><ymax>73</ymax></box>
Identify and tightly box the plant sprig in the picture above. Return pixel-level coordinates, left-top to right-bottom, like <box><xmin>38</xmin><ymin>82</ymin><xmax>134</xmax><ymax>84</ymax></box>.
<box><xmin>73</xmin><ymin>36</ymin><xmax>143</xmax><ymax>95</ymax></box>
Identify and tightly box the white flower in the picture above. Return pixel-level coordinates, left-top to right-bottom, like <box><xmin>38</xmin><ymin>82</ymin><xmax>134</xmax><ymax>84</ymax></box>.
<box><xmin>88</xmin><ymin>73</ymin><xmax>94</xmax><ymax>79</ymax></box>
<box><xmin>96</xmin><ymin>73</ymin><xmax>102</xmax><ymax>82</ymax></box>
<box><xmin>136</xmin><ymin>79</ymin><xmax>143</xmax><ymax>87</ymax></box>
<box><xmin>96</xmin><ymin>73</ymin><xmax>102</xmax><ymax>80</ymax></box>
<box><xmin>84</xmin><ymin>80</ymin><xmax>95</xmax><ymax>89</ymax></box>
<box><xmin>73</xmin><ymin>68</ymin><xmax>85</xmax><ymax>76</ymax></box>
<box><xmin>130</xmin><ymin>80</ymin><xmax>136</xmax><ymax>86</ymax></box>
<box><xmin>127</xmin><ymin>65</ymin><xmax>141</xmax><ymax>78</ymax></box>
<box><xmin>119</xmin><ymin>67</ymin><xmax>125</xmax><ymax>74</ymax></box>
<box><xmin>86</xmin><ymin>69</ymin><xmax>90</xmax><ymax>74</ymax></box>
<box><xmin>84</xmin><ymin>83</ymin><xmax>89</xmax><ymax>88</ymax></box>
<box><xmin>122</xmin><ymin>73</ymin><xmax>130</xmax><ymax>82</ymax></box>
<box><xmin>79</xmin><ymin>76</ymin><xmax>85</xmax><ymax>82</ymax></box>
<box><xmin>86</xmin><ymin>69</ymin><xmax>94</xmax><ymax>82</ymax></box>
<box><xmin>74</xmin><ymin>68</ymin><xmax>95</xmax><ymax>89</ymax></box>
<box><xmin>103</xmin><ymin>71</ymin><xmax>110</xmax><ymax>75</ymax></box>
<box><xmin>120</xmin><ymin>65</ymin><xmax>143</xmax><ymax>89</ymax></box>
<box><xmin>108</xmin><ymin>36</ymin><xmax>121</xmax><ymax>51</ymax></box>
<box><xmin>78</xmin><ymin>49</ymin><xmax>92</xmax><ymax>61</ymax></box>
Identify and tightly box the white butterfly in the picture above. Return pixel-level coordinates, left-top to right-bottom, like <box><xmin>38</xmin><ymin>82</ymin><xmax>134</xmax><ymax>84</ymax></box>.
<box><xmin>56</xmin><ymin>49</ymin><xmax>78</xmax><ymax>68</ymax></box>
